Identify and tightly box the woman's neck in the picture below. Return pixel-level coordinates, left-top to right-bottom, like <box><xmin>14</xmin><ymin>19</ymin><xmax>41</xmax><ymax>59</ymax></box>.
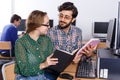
<box><xmin>29</xmin><ymin>31</ymin><xmax>39</xmax><ymax>41</ymax></box>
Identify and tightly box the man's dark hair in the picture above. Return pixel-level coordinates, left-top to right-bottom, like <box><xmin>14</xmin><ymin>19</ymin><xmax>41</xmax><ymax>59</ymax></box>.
<box><xmin>10</xmin><ymin>14</ymin><xmax>21</xmax><ymax>23</ymax></box>
<box><xmin>58</xmin><ymin>2</ymin><xmax>78</xmax><ymax>18</ymax></box>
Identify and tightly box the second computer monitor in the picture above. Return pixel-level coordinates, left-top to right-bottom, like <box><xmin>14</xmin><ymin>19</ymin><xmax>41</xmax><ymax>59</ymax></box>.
<box><xmin>93</xmin><ymin>22</ymin><xmax>109</xmax><ymax>38</ymax></box>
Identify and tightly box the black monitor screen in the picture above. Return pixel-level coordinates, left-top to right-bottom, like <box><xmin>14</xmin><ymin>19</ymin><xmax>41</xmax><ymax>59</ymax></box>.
<box><xmin>49</xmin><ymin>19</ymin><xmax>53</xmax><ymax>28</ymax></box>
<box><xmin>17</xmin><ymin>19</ymin><xmax>26</xmax><ymax>31</ymax></box>
<box><xmin>94</xmin><ymin>22</ymin><xmax>109</xmax><ymax>33</ymax></box>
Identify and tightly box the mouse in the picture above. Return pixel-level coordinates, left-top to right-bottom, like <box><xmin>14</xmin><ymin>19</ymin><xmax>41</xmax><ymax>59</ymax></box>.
<box><xmin>59</xmin><ymin>73</ymin><xmax>73</xmax><ymax>79</ymax></box>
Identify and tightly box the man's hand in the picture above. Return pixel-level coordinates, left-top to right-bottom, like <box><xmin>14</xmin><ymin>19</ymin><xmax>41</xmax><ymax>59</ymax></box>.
<box><xmin>73</xmin><ymin>44</ymin><xmax>97</xmax><ymax>64</ymax></box>
<box><xmin>73</xmin><ymin>53</ymin><xmax>82</xmax><ymax>63</ymax></box>
<box><xmin>82</xmin><ymin>44</ymin><xmax>97</xmax><ymax>57</ymax></box>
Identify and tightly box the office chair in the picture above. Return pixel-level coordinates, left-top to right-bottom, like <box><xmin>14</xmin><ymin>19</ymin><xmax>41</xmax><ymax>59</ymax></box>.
<box><xmin>0</xmin><ymin>41</ymin><xmax>12</xmax><ymax>57</ymax></box>
<box><xmin>2</xmin><ymin>61</ymin><xmax>15</xmax><ymax>80</ymax></box>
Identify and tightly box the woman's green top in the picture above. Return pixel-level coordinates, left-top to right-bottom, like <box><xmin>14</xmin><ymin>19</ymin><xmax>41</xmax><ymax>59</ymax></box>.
<box><xmin>14</xmin><ymin>33</ymin><xmax>53</xmax><ymax>76</ymax></box>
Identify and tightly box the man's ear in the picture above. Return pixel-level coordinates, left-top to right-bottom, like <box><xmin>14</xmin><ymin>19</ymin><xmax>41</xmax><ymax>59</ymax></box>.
<box><xmin>72</xmin><ymin>18</ymin><xmax>76</xmax><ymax>23</ymax></box>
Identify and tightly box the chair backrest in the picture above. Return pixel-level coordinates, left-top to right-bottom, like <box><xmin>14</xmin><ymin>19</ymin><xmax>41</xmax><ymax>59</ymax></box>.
<box><xmin>0</xmin><ymin>41</ymin><xmax>11</xmax><ymax>50</ymax></box>
<box><xmin>2</xmin><ymin>61</ymin><xmax>15</xmax><ymax>80</ymax></box>
<box><xmin>0</xmin><ymin>41</ymin><xmax>12</xmax><ymax>57</ymax></box>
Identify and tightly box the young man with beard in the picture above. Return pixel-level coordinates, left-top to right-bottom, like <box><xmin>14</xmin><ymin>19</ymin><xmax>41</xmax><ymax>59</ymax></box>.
<box><xmin>45</xmin><ymin>2</ymin><xmax>95</xmax><ymax>80</ymax></box>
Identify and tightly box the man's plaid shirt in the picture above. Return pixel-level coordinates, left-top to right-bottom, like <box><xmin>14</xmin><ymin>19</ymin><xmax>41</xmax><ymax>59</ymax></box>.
<box><xmin>47</xmin><ymin>25</ymin><xmax>82</xmax><ymax>53</ymax></box>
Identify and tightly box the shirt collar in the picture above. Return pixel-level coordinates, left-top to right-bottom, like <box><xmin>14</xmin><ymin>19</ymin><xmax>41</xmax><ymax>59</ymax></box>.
<box><xmin>11</xmin><ymin>23</ymin><xmax>17</xmax><ymax>28</ymax></box>
<box><xmin>26</xmin><ymin>33</ymin><xmax>39</xmax><ymax>45</ymax></box>
<box><xmin>56</xmin><ymin>25</ymin><xmax>74</xmax><ymax>35</ymax></box>
<box><xmin>26</xmin><ymin>33</ymin><xmax>46</xmax><ymax>45</ymax></box>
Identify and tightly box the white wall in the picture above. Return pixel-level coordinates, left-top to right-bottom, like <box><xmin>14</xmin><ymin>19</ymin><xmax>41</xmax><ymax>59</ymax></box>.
<box><xmin>77</xmin><ymin>0</ymin><xmax>118</xmax><ymax>40</ymax></box>
<box><xmin>0</xmin><ymin>0</ymin><xmax>12</xmax><ymax>32</ymax></box>
<box><xmin>4</xmin><ymin>0</ymin><xmax>120</xmax><ymax>40</ymax></box>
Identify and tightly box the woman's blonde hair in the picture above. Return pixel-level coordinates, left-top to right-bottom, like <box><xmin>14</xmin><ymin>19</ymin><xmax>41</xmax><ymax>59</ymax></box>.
<box><xmin>26</xmin><ymin>10</ymin><xmax>47</xmax><ymax>33</ymax></box>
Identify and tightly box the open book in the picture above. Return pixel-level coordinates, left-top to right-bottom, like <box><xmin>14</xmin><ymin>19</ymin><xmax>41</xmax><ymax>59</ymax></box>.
<box><xmin>45</xmin><ymin>38</ymin><xmax>100</xmax><ymax>74</ymax></box>
<box><xmin>46</xmin><ymin>49</ymin><xmax>78</xmax><ymax>74</ymax></box>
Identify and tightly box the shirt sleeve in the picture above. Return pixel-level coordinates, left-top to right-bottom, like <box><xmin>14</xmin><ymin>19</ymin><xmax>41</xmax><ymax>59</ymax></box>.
<box><xmin>10</xmin><ymin>27</ymin><xmax>18</xmax><ymax>47</ymax></box>
<box><xmin>77</xmin><ymin>28</ymin><xmax>82</xmax><ymax>48</ymax></box>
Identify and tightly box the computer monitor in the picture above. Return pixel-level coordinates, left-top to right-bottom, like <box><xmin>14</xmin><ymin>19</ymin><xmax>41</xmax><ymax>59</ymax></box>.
<box><xmin>93</xmin><ymin>22</ymin><xmax>109</xmax><ymax>38</ymax></box>
<box><xmin>106</xmin><ymin>18</ymin><xmax>117</xmax><ymax>49</ymax></box>
<box><xmin>106</xmin><ymin>2</ymin><xmax>120</xmax><ymax>56</ymax></box>
<box><xmin>17</xmin><ymin>19</ymin><xmax>26</xmax><ymax>31</ymax></box>
<box><xmin>49</xmin><ymin>19</ymin><xmax>54</xmax><ymax>28</ymax></box>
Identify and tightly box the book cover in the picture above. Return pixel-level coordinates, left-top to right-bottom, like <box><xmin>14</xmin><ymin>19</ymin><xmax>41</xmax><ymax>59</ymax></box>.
<box><xmin>77</xmin><ymin>38</ymin><xmax>100</xmax><ymax>55</ymax></box>
<box><xmin>46</xmin><ymin>49</ymin><xmax>78</xmax><ymax>74</ymax></box>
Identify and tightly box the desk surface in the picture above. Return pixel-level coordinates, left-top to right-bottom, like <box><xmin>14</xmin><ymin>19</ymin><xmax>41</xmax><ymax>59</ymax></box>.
<box><xmin>57</xmin><ymin>42</ymin><xmax>107</xmax><ymax>80</ymax></box>
<box><xmin>57</xmin><ymin>63</ymin><xmax>106</xmax><ymax>80</ymax></box>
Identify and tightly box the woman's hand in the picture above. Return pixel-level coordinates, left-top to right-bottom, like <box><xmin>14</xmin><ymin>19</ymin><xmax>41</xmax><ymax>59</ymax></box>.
<box><xmin>40</xmin><ymin>54</ymin><xmax>58</xmax><ymax>69</ymax></box>
<box><xmin>45</xmin><ymin>54</ymin><xmax>58</xmax><ymax>66</ymax></box>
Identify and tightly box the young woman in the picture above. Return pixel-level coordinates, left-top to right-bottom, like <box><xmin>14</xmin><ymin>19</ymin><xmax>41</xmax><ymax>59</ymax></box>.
<box><xmin>14</xmin><ymin>10</ymin><xmax>58</xmax><ymax>80</ymax></box>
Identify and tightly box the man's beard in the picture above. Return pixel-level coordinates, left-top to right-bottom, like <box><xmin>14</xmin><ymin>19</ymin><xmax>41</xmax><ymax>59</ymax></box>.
<box><xmin>58</xmin><ymin>21</ymin><xmax>72</xmax><ymax>29</ymax></box>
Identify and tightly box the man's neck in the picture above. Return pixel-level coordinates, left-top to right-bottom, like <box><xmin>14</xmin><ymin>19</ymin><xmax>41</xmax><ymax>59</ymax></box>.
<box><xmin>12</xmin><ymin>23</ymin><xmax>17</xmax><ymax>28</ymax></box>
<box><xmin>63</xmin><ymin>25</ymin><xmax>71</xmax><ymax>34</ymax></box>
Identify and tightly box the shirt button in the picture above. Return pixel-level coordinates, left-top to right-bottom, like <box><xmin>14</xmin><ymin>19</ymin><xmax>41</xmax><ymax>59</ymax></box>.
<box><xmin>39</xmin><ymin>56</ymin><xmax>40</xmax><ymax>58</ymax></box>
<box><xmin>36</xmin><ymin>48</ymin><xmax>39</xmax><ymax>50</ymax></box>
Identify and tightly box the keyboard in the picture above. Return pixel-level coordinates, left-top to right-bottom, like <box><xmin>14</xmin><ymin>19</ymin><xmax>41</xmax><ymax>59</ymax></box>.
<box><xmin>75</xmin><ymin>59</ymin><xmax>96</xmax><ymax>78</ymax></box>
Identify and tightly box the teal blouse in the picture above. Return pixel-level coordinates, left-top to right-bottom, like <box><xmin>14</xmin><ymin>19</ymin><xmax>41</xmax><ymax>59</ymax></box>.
<box><xmin>14</xmin><ymin>33</ymin><xmax>53</xmax><ymax>76</ymax></box>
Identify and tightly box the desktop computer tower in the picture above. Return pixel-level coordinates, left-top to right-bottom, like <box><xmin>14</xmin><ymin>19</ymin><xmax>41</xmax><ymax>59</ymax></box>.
<box><xmin>97</xmin><ymin>48</ymin><xmax>120</xmax><ymax>80</ymax></box>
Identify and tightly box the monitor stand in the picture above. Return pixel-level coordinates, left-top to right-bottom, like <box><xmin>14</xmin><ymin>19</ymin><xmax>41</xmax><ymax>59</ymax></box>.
<box><xmin>112</xmin><ymin>49</ymin><xmax>120</xmax><ymax>57</ymax></box>
<box><xmin>93</xmin><ymin>37</ymin><xmax>106</xmax><ymax>42</ymax></box>
<box><xmin>105</xmin><ymin>48</ymin><xmax>120</xmax><ymax>57</ymax></box>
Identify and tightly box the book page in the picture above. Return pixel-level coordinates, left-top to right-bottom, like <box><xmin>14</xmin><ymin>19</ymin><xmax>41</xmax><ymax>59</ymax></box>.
<box><xmin>71</xmin><ymin>49</ymin><xmax>79</xmax><ymax>55</ymax></box>
<box><xmin>57</xmin><ymin>49</ymin><xmax>72</xmax><ymax>55</ymax></box>
<box><xmin>56</xmin><ymin>49</ymin><xmax>78</xmax><ymax>55</ymax></box>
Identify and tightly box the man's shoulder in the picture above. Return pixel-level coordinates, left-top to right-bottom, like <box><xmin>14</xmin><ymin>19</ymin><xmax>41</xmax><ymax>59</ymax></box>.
<box><xmin>48</xmin><ymin>26</ymin><xmax>59</xmax><ymax>34</ymax></box>
<box><xmin>71</xmin><ymin>25</ymin><xmax>82</xmax><ymax>32</ymax></box>
<box><xmin>50</xmin><ymin>25</ymin><xmax>58</xmax><ymax>30</ymax></box>
<box><xmin>4</xmin><ymin>24</ymin><xmax>16</xmax><ymax>30</ymax></box>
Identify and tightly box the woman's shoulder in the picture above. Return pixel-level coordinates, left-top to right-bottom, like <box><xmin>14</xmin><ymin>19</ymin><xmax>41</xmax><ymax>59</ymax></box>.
<box><xmin>40</xmin><ymin>35</ymin><xmax>51</xmax><ymax>41</ymax></box>
<box><xmin>16</xmin><ymin>34</ymin><xmax>28</xmax><ymax>42</ymax></box>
